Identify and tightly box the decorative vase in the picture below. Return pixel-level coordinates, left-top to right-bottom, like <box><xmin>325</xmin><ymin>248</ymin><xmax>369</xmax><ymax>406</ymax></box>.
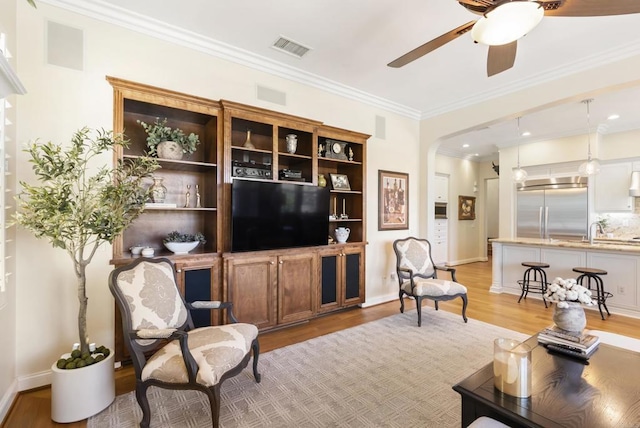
<box><xmin>243</xmin><ymin>130</ymin><xmax>255</xmax><ymax>149</ymax></box>
<box><xmin>156</xmin><ymin>140</ymin><xmax>183</xmax><ymax>160</ymax></box>
<box><xmin>318</xmin><ymin>174</ymin><xmax>327</xmax><ymax>187</ymax></box>
<box><xmin>552</xmin><ymin>302</ymin><xmax>586</xmax><ymax>333</ymax></box>
<box><xmin>149</xmin><ymin>177</ymin><xmax>167</xmax><ymax>203</ymax></box>
<box><xmin>285</xmin><ymin>134</ymin><xmax>297</xmax><ymax>154</ymax></box>
<box><xmin>335</xmin><ymin>227</ymin><xmax>350</xmax><ymax>244</ymax></box>
<box><xmin>51</xmin><ymin>349</ymin><xmax>115</xmax><ymax>423</ymax></box>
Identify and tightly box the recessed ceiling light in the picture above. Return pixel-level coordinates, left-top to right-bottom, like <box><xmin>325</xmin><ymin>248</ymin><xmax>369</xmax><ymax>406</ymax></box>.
<box><xmin>607</xmin><ymin>114</ymin><xmax>620</xmax><ymax>120</ymax></box>
<box><xmin>462</xmin><ymin>143</ymin><xmax>470</xmax><ymax>148</ymax></box>
<box><xmin>521</xmin><ymin>131</ymin><xmax>531</xmax><ymax>137</ymax></box>
<box><xmin>474</xmin><ymin>153</ymin><xmax>479</xmax><ymax>157</ymax></box>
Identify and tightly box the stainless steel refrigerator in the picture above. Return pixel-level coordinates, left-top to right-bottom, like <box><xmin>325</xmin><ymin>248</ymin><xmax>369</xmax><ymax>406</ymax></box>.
<box><xmin>516</xmin><ymin>177</ymin><xmax>588</xmax><ymax>240</ymax></box>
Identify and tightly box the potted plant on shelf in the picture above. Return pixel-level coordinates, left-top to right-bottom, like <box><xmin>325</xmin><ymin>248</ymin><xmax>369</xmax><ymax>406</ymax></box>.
<box><xmin>163</xmin><ymin>230</ymin><xmax>206</xmax><ymax>255</ymax></box>
<box><xmin>137</xmin><ymin>117</ymin><xmax>200</xmax><ymax>160</ymax></box>
<box><xmin>14</xmin><ymin>127</ymin><xmax>159</xmax><ymax>422</ymax></box>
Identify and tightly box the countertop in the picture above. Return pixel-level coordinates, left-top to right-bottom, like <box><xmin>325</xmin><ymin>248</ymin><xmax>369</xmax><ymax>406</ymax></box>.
<box><xmin>490</xmin><ymin>237</ymin><xmax>640</xmax><ymax>253</ymax></box>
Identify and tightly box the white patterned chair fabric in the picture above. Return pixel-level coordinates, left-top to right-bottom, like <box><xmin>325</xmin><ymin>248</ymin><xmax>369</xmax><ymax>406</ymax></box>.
<box><xmin>393</xmin><ymin>237</ymin><xmax>468</xmax><ymax>326</ymax></box>
<box><xmin>109</xmin><ymin>257</ymin><xmax>261</xmax><ymax>428</ymax></box>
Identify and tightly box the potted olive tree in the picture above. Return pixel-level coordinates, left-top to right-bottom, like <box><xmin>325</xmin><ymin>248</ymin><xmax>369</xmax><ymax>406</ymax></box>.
<box><xmin>15</xmin><ymin>127</ymin><xmax>158</xmax><ymax>422</ymax></box>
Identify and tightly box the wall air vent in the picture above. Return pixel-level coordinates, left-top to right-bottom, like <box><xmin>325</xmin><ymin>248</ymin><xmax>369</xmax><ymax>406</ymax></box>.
<box><xmin>271</xmin><ymin>36</ymin><xmax>311</xmax><ymax>58</ymax></box>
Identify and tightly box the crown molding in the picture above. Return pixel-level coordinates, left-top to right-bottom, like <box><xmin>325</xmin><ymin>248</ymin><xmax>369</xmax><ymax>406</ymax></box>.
<box><xmin>39</xmin><ymin>0</ymin><xmax>422</xmax><ymax>120</ymax></box>
<box><xmin>0</xmin><ymin>54</ymin><xmax>26</xmax><ymax>97</ymax></box>
<box><xmin>35</xmin><ymin>0</ymin><xmax>640</xmax><ymax>123</ymax></box>
<box><xmin>420</xmin><ymin>39</ymin><xmax>640</xmax><ymax>120</ymax></box>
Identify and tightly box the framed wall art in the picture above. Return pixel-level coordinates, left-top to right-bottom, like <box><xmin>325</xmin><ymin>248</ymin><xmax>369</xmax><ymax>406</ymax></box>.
<box><xmin>329</xmin><ymin>173</ymin><xmax>351</xmax><ymax>190</ymax></box>
<box><xmin>378</xmin><ymin>170</ymin><xmax>408</xmax><ymax>230</ymax></box>
<box><xmin>458</xmin><ymin>195</ymin><xmax>476</xmax><ymax>220</ymax></box>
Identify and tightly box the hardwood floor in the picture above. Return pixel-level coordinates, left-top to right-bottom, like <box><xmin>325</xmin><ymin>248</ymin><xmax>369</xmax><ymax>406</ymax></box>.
<box><xmin>3</xmin><ymin>259</ymin><xmax>638</xmax><ymax>427</ymax></box>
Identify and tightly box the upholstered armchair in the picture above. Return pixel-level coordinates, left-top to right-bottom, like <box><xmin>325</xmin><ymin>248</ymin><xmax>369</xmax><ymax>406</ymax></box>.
<box><xmin>109</xmin><ymin>257</ymin><xmax>260</xmax><ymax>428</ymax></box>
<box><xmin>393</xmin><ymin>237</ymin><xmax>468</xmax><ymax>326</ymax></box>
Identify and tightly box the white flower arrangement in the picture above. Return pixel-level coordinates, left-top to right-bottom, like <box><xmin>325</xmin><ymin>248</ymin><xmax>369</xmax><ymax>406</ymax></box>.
<box><xmin>544</xmin><ymin>277</ymin><xmax>595</xmax><ymax>308</ymax></box>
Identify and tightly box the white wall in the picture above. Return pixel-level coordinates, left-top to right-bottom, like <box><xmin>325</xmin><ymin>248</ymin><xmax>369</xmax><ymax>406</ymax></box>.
<box><xmin>0</xmin><ymin>0</ymin><xmax>19</xmax><ymax>420</ymax></box>
<box><xmin>11</xmin><ymin>2</ymin><xmax>420</xmax><ymax>391</ymax></box>
<box><xmin>434</xmin><ymin>155</ymin><xmax>482</xmax><ymax>265</ymax></box>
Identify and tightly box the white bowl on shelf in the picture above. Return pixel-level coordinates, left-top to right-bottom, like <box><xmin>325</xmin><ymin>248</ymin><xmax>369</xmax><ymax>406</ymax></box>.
<box><xmin>164</xmin><ymin>241</ymin><xmax>199</xmax><ymax>255</ymax></box>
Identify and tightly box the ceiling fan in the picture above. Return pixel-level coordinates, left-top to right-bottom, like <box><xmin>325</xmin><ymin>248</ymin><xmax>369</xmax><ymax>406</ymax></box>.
<box><xmin>388</xmin><ymin>0</ymin><xmax>640</xmax><ymax>76</ymax></box>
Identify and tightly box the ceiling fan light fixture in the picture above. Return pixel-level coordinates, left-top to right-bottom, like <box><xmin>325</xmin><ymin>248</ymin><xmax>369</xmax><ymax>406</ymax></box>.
<box><xmin>471</xmin><ymin>1</ymin><xmax>544</xmax><ymax>46</ymax></box>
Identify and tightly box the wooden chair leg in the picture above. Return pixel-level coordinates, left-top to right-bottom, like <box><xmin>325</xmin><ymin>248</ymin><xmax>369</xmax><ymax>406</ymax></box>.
<box><xmin>461</xmin><ymin>294</ymin><xmax>469</xmax><ymax>323</ymax></box>
<box><xmin>416</xmin><ymin>296</ymin><xmax>423</xmax><ymax>326</ymax></box>
<box><xmin>136</xmin><ymin>383</ymin><xmax>151</xmax><ymax>428</ymax></box>
<box><xmin>206</xmin><ymin>384</ymin><xmax>222</xmax><ymax>428</ymax></box>
<box><xmin>399</xmin><ymin>290</ymin><xmax>405</xmax><ymax>314</ymax></box>
<box><xmin>252</xmin><ymin>339</ymin><xmax>261</xmax><ymax>382</ymax></box>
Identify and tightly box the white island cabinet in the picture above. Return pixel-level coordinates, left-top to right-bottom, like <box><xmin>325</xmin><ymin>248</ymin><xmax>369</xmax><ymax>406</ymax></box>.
<box><xmin>492</xmin><ymin>238</ymin><xmax>640</xmax><ymax>318</ymax></box>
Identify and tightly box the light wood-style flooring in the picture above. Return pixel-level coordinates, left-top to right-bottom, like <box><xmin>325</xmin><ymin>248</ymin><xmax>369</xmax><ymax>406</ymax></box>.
<box><xmin>3</xmin><ymin>260</ymin><xmax>638</xmax><ymax>427</ymax></box>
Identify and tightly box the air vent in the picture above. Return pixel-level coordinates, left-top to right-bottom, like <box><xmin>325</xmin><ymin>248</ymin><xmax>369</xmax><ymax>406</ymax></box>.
<box><xmin>271</xmin><ymin>36</ymin><xmax>311</xmax><ymax>58</ymax></box>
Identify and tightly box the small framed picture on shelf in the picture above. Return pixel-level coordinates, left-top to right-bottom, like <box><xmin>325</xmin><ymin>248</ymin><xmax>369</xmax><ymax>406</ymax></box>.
<box><xmin>329</xmin><ymin>173</ymin><xmax>351</xmax><ymax>191</ymax></box>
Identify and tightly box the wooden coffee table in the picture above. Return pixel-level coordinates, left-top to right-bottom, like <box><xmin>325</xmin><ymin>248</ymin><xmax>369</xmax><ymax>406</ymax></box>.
<box><xmin>453</xmin><ymin>335</ymin><xmax>640</xmax><ymax>427</ymax></box>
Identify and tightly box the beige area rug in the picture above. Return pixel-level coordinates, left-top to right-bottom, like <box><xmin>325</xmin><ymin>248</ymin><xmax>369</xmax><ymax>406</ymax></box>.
<box><xmin>89</xmin><ymin>308</ymin><xmax>528</xmax><ymax>428</ymax></box>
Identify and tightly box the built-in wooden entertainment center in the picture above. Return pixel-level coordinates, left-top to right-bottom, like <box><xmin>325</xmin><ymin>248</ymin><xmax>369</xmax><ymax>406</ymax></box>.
<box><xmin>108</xmin><ymin>77</ymin><xmax>368</xmax><ymax>361</ymax></box>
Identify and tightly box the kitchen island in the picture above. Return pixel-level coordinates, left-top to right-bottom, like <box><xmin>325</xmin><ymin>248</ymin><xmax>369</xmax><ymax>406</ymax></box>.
<box><xmin>491</xmin><ymin>237</ymin><xmax>640</xmax><ymax>319</ymax></box>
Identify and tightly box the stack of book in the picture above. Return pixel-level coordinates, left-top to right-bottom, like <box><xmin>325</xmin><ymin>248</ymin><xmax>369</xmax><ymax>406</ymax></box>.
<box><xmin>538</xmin><ymin>325</ymin><xmax>600</xmax><ymax>359</ymax></box>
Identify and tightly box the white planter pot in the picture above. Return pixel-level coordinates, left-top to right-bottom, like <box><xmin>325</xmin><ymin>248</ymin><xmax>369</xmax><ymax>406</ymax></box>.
<box><xmin>51</xmin><ymin>349</ymin><xmax>115</xmax><ymax>423</ymax></box>
<box><xmin>157</xmin><ymin>140</ymin><xmax>184</xmax><ymax>160</ymax></box>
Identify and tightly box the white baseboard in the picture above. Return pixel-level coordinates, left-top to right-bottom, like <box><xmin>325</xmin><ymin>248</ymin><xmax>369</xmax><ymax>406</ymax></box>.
<box><xmin>0</xmin><ymin>379</ymin><xmax>18</xmax><ymax>424</ymax></box>
<box><xmin>17</xmin><ymin>369</ymin><xmax>51</xmax><ymax>392</ymax></box>
<box><xmin>362</xmin><ymin>292</ymin><xmax>397</xmax><ymax>308</ymax></box>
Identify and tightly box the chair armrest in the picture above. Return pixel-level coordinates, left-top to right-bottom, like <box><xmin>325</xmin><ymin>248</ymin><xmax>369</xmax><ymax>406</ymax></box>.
<box><xmin>129</xmin><ymin>329</ymin><xmax>199</xmax><ymax>382</ymax></box>
<box><xmin>397</xmin><ymin>266</ymin><xmax>414</xmax><ymax>280</ymax></box>
<box><xmin>435</xmin><ymin>265</ymin><xmax>457</xmax><ymax>282</ymax></box>
<box><xmin>186</xmin><ymin>301</ymin><xmax>239</xmax><ymax>323</ymax></box>
<box><xmin>132</xmin><ymin>328</ymin><xmax>179</xmax><ymax>339</ymax></box>
<box><xmin>188</xmin><ymin>301</ymin><xmax>224</xmax><ymax>310</ymax></box>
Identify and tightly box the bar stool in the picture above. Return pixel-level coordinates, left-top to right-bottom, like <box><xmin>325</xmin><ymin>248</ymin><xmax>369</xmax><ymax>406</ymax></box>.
<box><xmin>517</xmin><ymin>262</ymin><xmax>549</xmax><ymax>308</ymax></box>
<box><xmin>573</xmin><ymin>267</ymin><xmax>612</xmax><ymax>320</ymax></box>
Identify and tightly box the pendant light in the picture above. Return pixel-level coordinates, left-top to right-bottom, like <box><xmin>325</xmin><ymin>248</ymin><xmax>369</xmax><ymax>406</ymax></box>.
<box><xmin>578</xmin><ymin>99</ymin><xmax>600</xmax><ymax>176</ymax></box>
<box><xmin>512</xmin><ymin>117</ymin><xmax>528</xmax><ymax>184</ymax></box>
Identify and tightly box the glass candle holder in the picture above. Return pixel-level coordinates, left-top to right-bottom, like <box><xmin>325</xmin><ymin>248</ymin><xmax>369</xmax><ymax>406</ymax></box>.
<box><xmin>493</xmin><ymin>338</ymin><xmax>532</xmax><ymax>398</ymax></box>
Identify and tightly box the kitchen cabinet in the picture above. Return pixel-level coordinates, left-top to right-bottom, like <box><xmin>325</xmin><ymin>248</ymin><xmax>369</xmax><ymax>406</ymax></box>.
<box><xmin>317</xmin><ymin>244</ymin><xmax>365</xmax><ymax>314</ymax></box>
<box><xmin>494</xmin><ymin>240</ymin><xmax>640</xmax><ymax>318</ymax></box>
<box><xmin>432</xmin><ymin>219</ymin><xmax>448</xmax><ymax>264</ymax></box>
<box><xmin>587</xmin><ymin>252</ymin><xmax>639</xmax><ymax>309</ymax></box>
<box><xmin>435</xmin><ymin>174</ymin><xmax>448</xmax><ymax>203</ymax></box>
<box><xmin>540</xmin><ymin>248</ymin><xmax>586</xmax><ymax>280</ymax></box>
<box><xmin>500</xmin><ymin>245</ymin><xmax>541</xmax><ymax>293</ymax></box>
<box><xmin>594</xmin><ymin>162</ymin><xmax>633</xmax><ymax>212</ymax></box>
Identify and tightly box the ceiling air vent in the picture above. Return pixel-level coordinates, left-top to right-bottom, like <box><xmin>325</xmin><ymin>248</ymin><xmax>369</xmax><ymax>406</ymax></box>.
<box><xmin>271</xmin><ymin>36</ymin><xmax>311</xmax><ymax>58</ymax></box>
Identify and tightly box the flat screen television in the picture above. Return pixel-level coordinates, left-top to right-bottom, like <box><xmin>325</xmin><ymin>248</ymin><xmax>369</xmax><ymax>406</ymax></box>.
<box><xmin>231</xmin><ymin>179</ymin><xmax>330</xmax><ymax>252</ymax></box>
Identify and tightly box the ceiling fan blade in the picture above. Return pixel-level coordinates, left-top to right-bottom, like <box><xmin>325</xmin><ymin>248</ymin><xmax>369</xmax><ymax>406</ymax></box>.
<box><xmin>542</xmin><ymin>0</ymin><xmax>640</xmax><ymax>17</ymax></box>
<box><xmin>487</xmin><ymin>41</ymin><xmax>517</xmax><ymax>77</ymax></box>
<box><xmin>388</xmin><ymin>21</ymin><xmax>476</xmax><ymax>68</ymax></box>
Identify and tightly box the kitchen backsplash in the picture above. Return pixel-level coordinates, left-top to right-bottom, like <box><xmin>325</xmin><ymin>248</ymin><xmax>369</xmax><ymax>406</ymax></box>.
<box><xmin>600</xmin><ymin>201</ymin><xmax>640</xmax><ymax>238</ymax></box>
